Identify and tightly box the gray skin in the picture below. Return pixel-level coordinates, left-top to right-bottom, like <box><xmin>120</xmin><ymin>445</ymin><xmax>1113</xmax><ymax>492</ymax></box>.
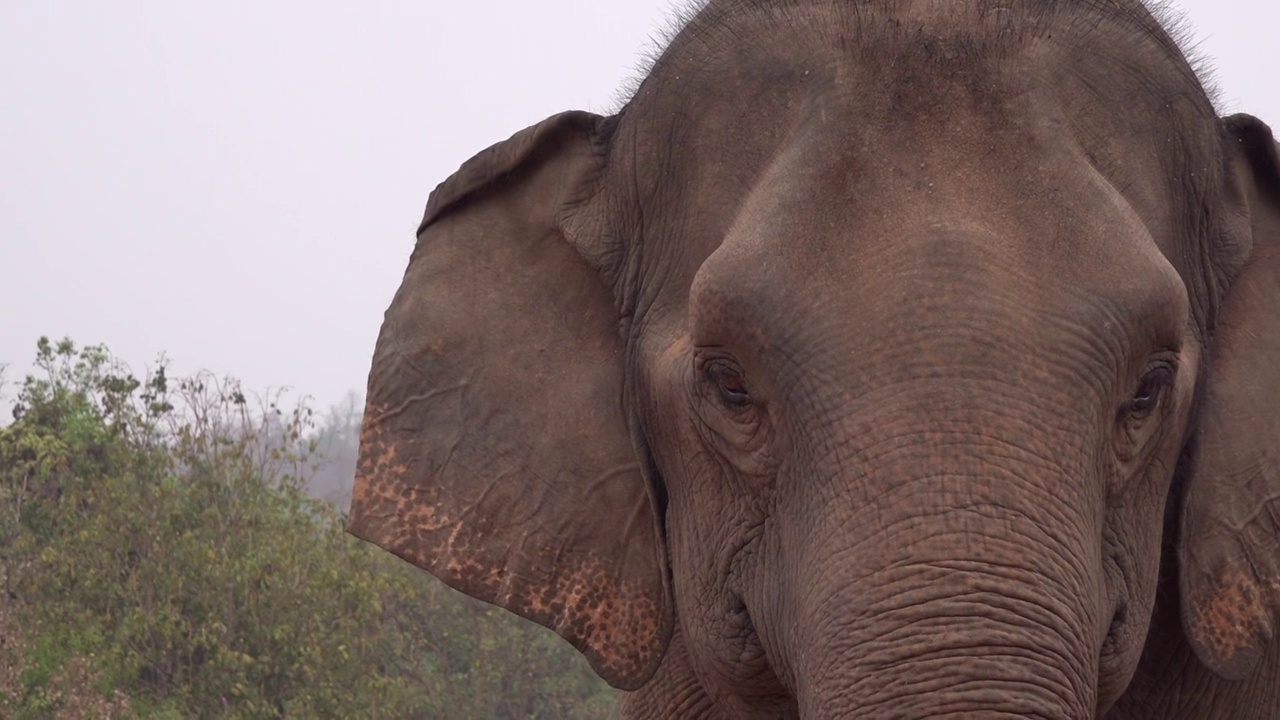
<box><xmin>347</xmin><ymin>1</ymin><xmax>1280</xmax><ymax>718</ymax></box>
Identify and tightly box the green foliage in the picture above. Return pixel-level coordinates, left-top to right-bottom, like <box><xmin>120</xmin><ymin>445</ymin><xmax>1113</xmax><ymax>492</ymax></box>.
<box><xmin>0</xmin><ymin>338</ymin><xmax>618</xmax><ymax>719</ymax></box>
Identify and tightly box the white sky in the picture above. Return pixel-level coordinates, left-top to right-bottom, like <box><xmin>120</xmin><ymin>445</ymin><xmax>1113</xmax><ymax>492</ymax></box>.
<box><xmin>2</xmin><ymin>1</ymin><xmax>1276</xmax><ymax>414</ymax></box>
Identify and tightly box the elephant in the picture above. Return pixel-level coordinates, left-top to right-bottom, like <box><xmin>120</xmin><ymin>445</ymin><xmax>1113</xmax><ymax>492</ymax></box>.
<box><xmin>346</xmin><ymin>0</ymin><xmax>1280</xmax><ymax>717</ymax></box>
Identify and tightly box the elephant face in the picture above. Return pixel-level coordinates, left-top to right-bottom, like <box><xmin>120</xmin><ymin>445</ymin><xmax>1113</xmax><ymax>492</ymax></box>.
<box><xmin>348</xmin><ymin>2</ymin><xmax>1280</xmax><ymax>717</ymax></box>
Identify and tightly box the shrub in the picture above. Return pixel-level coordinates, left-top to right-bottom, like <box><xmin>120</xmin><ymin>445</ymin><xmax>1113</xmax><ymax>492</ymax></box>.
<box><xmin>0</xmin><ymin>338</ymin><xmax>617</xmax><ymax>719</ymax></box>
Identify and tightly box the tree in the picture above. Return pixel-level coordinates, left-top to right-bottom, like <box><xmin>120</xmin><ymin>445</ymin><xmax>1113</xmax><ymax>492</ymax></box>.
<box><xmin>0</xmin><ymin>338</ymin><xmax>617</xmax><ymax>719</ymax></box>
<box><xmin>306</xmin><ymin>390</ymin><xmax>363</xmax><ymax>509</ymax></box>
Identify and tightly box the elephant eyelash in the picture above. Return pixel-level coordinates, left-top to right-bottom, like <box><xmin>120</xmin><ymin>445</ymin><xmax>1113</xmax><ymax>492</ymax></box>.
<box><xmin>1125</xmin><ymin>363</ymin><xmax>1175</xmax><ymax>421</ymax></box>
<box><xmin>692</xmin><ymin>355</ymin><xmax>774</xmax><ymax>472</ymax></box>
<box><xmin>705</xmin><ymin>359</ymin><xmax>753</xmax><ymax>408</ymax></box>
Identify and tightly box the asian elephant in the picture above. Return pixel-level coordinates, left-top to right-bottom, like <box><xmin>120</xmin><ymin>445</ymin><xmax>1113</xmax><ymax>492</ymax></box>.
<box><xmin>347</xmin><ymin>0</ymin><xmax>1280</xmax><ymax>717</ymax></box>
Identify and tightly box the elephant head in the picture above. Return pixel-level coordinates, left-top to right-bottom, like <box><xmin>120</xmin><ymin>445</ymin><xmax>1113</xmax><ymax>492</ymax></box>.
<box><xmin>348</xmin><ymin>2</ymin><xmax>1280</xmax><ymax>717</ymax></box>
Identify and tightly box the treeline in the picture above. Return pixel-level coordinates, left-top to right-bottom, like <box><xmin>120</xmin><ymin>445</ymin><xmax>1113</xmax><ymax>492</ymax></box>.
<box><xmin>0</xmin><ymin>338</ymin><xmax>618</xmax><ymax>719</ymax></box>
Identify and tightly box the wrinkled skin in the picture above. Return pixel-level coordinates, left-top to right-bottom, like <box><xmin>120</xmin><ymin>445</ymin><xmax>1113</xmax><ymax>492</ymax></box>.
<box><xmin>347</xmin><ymin>1</ymin><xmax>1280</xmax><ymax>717</ymax></box>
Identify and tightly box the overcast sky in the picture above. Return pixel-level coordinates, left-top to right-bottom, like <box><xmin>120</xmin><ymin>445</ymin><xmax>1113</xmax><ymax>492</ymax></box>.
<box><xmin>2</xmin><ymin>1</ymin><xmax>1276</xmax><ymax>415</ymax></box>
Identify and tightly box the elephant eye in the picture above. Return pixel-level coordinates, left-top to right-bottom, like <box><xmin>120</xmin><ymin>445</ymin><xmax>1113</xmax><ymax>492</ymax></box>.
<box><xmin>706</xmin><ymin>360</ymin><xmax>752</xmax><ymax>407</ymax></box>
<box><xmin>1129</xmin><ymin>366</ymin><xmax>1172</xmax><ymax>417</ymax></box>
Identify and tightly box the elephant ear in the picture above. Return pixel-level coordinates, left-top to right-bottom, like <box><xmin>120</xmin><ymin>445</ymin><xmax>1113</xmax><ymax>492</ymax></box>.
<box><xmin>347</xmin><ymin>111</ymin><xmax>672</xmax><ymax>689</ymax></box>
<box><xmin>1180</xmin><ymin>114</ymin><xmax>1280</xmax><ymax>681</ymax></box>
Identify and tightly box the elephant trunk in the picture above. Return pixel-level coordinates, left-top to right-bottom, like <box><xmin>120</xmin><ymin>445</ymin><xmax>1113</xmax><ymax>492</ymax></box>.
<box><xmin>785</xmin><ymin>461</ymin><xmax>1106</xmax><ymax>718</ymax></box>
<box><xmin>795</xmin><ymin>576</ymin><xmax>1099</xmax><ymax>718</ymax></box>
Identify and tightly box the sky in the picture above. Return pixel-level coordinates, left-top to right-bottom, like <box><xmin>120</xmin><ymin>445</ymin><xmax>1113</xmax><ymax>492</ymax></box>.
<box><xmin>1</xmin><ymin>1</ymin><xmax>1276</xmax><ymax>416</ymax></box>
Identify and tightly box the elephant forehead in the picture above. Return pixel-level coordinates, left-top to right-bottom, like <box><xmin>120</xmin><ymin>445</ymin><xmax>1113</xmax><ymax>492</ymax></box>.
<box><xmin>689</xmin><ymin>129</ymin><xmax>1184</xmax><ymax>330</ymax></box>
<box><xmin>631</xmin><ymin>0</ymin><xmax>1205</xmax><ymax>364</ymax></box>
<box><xmin>621</xmin><ymin>0</ymin><xmax>1214</xmax><ymax>255</ymax></box>
<box><xmin>686</xmin><ymin>213</ymin><xmax>1190</xmax><ymax>402</ymax></box>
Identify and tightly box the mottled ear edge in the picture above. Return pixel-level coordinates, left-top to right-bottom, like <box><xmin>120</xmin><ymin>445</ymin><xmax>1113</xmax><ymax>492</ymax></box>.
<box><xmin>348</xmin><ymin>111</ymin><xmax>673</xmax><ymax>689</ymax></box>
<box><xmin>1179</xmin><ymin>114</ymin><xmax>1280</xmax><ymax>680</ymax></box>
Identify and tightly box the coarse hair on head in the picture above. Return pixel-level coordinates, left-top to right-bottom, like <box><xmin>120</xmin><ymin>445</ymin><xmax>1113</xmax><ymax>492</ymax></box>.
<box><xmin>609</xmin><ymin>0</ymin><xmax>1221</xmax><ymax>115</ymax></box>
